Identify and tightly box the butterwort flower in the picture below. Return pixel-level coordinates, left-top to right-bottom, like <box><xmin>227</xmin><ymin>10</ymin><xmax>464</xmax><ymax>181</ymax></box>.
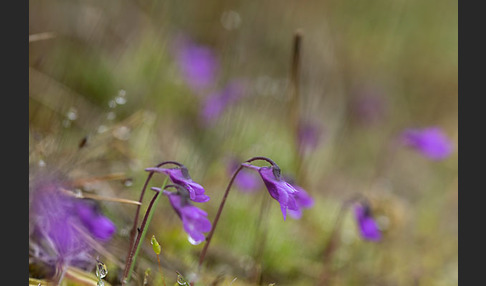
<box><xmin>174</xmin><ymin>35</ymin><xmax>219</xmax><ymax>92</ymax></box>
<box><xmin>257</xmin><ymin>166</ymin><xmax>300</xmax><ymax>220</ymax></box>
<box><xmin>75</xmin><ymin>202</ymin><xmax>116</xmax><ymax>242</ymax></box>
<box><xmin>30</xmin><ymin>177</ymin><xmax>116</xmax><ymax>268</ymax></box>
<box><xmin>353</xmin><ymin>202</ymin><xmax>381</xmax><ymax>242</ymax></box>
<box><xmin>155</xmin><ymin>188</ymin><xmax>212</xmax><ymax>245</ymax></box>
<box><xmin>349</xmin><ymin>85</ymin><xmax>387</xmax><ymax>125</ymax></box>
<box><xmin>145</xmin><ymin>166</ymin><xmax>210</xmax><ymax>203</ymax></box>
<box><xmin>200</xmin><ymin>80</ymin><xmax>245</xmax><ymax>125</ymax></box>
<box><xmin>297</xmin><ymin>121</ymin><xmax>323</xmax><ymax>153</ymax></box>
<box><xmin>401</xmin><ymin>127</ymin><xmax>454</xmax><ymax>160</ymax></box>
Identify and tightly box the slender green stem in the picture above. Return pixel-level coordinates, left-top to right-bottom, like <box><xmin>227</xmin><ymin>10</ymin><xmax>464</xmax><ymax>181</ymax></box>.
<box><xmin>122</xmin><ymin>178</ymin><xmax>168</xmax><ymax>284</ymax></box>
<box><xmin>124</xmin><ymin>161</ymin><xmax>182</xmax><ymax>283</ymax></box>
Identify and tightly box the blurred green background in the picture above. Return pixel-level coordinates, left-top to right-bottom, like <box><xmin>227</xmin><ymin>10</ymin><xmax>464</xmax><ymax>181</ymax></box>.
<box><xmin>29</xmin><ymin>0</ymin><xmax>457</xmax><ymax>285</ymax></box>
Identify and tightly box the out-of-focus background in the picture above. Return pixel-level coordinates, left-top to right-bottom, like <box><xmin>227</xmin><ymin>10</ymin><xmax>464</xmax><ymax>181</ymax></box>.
<box><xmin>29</xmin><ymin>0</ymin><xmax>457</xmax><ymax>285</ymax></box>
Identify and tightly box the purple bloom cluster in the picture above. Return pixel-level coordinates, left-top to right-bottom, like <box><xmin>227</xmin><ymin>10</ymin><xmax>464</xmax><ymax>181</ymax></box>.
<box><xmin>353</xmin><ymin>202</ymin><xmax>381</xmax><ymax>242</ymax></box>
<box><xmin>401</xmin><ymin>127</ymin><xmax>454</xmax><ymax>160</ymax></box>
<box><xmin>173</xmin><ymin>34</ymin><xmax>247</xmax><ymax>126</ymax></box>
<box><xmin>30</xmin><ymin>178</ymin><xmax>116</xmax><ymax>267</ymax></box>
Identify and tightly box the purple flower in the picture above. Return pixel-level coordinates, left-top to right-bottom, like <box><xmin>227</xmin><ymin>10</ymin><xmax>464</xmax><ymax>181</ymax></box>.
<box><xmin>257</xmin><ymin>166</ymin><xmax>300</xmax><ymax>220</ymax></box>
<box><xmin>30</xmin><ymin>178</ymin><xmax>116</xmax><ymax>266</ymax></box>
<box><xmin>200</xmin><ymin>81</ymin><xmax>245</xmax><ymax>125</ymax></box>
<box><xmin>174</xmin><ymin>36</ymin><xmax>219</xmax><ymax>92</ymax></box>
<box><xmin>76</xmin><ymin>203</ymin><xmax>116</xmax><ymax>241</ymax></box>
<box><xmin>162</xmin><ymin>190</ymin><xmax>212</xmax><ymax>245</ymax></box>
<box><xmin>353</xmin><ymin>202</ymin><xmax>381</xmax><ymax>242</ymax></box>
<box><xmin>287</xmin><ymin>184</ymin><xmax>314</xmax><ymax>219</ymax></box>
<box><xmin>350</xmin><ymin>85</ymin><xmax>387</xmax><ymax>125</ymax></box>
<box><xmin>401</xmin><ymin>127</ymin><xmax>454</xmax><ymax>160</ymax></box>
<box><xmin>145</xmin><ymin>167</ymin><xmax>210</xmax><ymax>203</ymax></box>
<box><xmin>297</xmin><ymin>121</ymin><xmax>323</xmax><ymax>153</ymax></box>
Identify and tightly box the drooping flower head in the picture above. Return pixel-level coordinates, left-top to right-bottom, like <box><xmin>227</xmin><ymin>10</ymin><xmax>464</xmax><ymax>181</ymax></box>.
<box><xmin>400</xmin><ymin>127</ymin><xmax>454</xmax><ymax>160</ymax></box>
<box><xmin>29</xmin><ymin>176</ymin><xmax>116</xmax><ymax>269</ymax></box>
<box><xmin>173</xmin><ymin>35</ymin><xmax>219</xmax><ymax>92</ymax></box>
<box><xmin>353</xmin><ymin>201</ymin><xmax>381</xmax><ymax>242</ymax></box>
<box><xmin>256</xmin><ymin>166</ymin><xmax>300</xmax><ymax>220</ymax></box>
<box><xmin>154</xmin><ymin>186</ymin><xmax>212</xmax><ymax>245</ymax></box>
<box><xmin>145</xmin><ymin>166</ymin><xmax>210</xmax><ymax>203</ymax></box>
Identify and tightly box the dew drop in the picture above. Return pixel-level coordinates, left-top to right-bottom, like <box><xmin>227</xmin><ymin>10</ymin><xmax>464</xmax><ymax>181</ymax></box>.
<box><xmin>95</xmin><ymin>259</ymin><xmax>108</xmax><ymax>279</ymax></box>
<box><xmin>62</xmin><ymin>119</ymin><xmax>71</xmax><ymax>128</ymax></box>
<box><xmin>73</xmin><ymin>188</ymin><xmax>83</xmax><ymax>198</ymax></box>
<box><xmin>108</xmin><ymin>100</ymin><xmax>117</xmax><ymax>109</ymax></box>
<box><xmin>106</xmin><ymin>111</ymin><xmax>116</xmax><ymax>121</ymax></box>
<box><xmin>122</xmin><ymin>178</ymin><xmax>133</xmax><ymax>187</ymax></box>
<box><xmin>66</xmin><ymin>107</ymin><xmax>78</xmax><ymax>120</ymax></box>
<box><xmin>97</xmin><ymin>125</ymin><xmax>108</xmax><ymax>134</ymax></box>
<box><xmin>221</xmin><ymin>10</ymin><xmax>241</xmax><ymax>31</ymax></box>
<box><xmin>113</xmin><ymin>126</ymin><xmax>131</xmax><ymax>141</ymax></box>
<box><xmin>115</xmin><ymin>89</ymin><xmax>127</xmax><ymax>105</ymax></box>
<box><xmin>187</xmin><ymin>235</ymin><xmax>202</xmax><ymax>245</ymax></box>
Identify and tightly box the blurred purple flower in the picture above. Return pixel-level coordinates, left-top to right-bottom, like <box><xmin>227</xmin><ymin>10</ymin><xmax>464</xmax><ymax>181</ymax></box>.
<box><xmin>401</xmin><ymin>127</ymin><xmax>454</xmax><ymax>160</ymax></box>
<box><xmin>30</xmin><ymin>178</ymin><xmax>116</xmax><ymax>267</ymax></box>
<box><xmin>200</xmin><ymin>81</ymin><xmax>245</xmax><ymax>125</ymax></box>
<box><xmin>353</xmin><ymin>202</ymin><xmax>381</xmax><ymax>242</ymax></box>
<box><xmin>161</xmin><ymin>189</ymin><xmax>212</xmax><ymax>245</ymax></box>
<box><xmin>257</xmin><ymin>166</ymin><xmax>300</xmax><ymax>220</ymax></box>
<box><xmin>227</xmin><ymin>158</ymin><xmax>262</xmax><ymax>192</ymax></box>
<box><xmin>350</xmin><ymin>85</ymin><xmax>387</xmax><ymax>125</ymax></box>
<box><xmin>76</xmin><ymin>203</ymin><xmax>116</xmax><ymax>241</ymax></box>
<box><xmin>297</xmin><ymin>121</ymin><xmax>323</xmax><ymax>153</ymax></box>
<box><xmin>145</xmin><ymin>167</ymin><xmax>210</xmax><ymax>203</ymax></box>
<box><xmin>174</xmin><ymin>36</ymin><xmax>219</xmax><ymax>92</ymax></box>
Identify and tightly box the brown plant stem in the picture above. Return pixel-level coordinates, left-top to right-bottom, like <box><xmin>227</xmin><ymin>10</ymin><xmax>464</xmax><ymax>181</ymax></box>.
<box><xmin>197</xmin><ymin>156</ymin><xmax>277</xmax><ymax>270</ymax></box>
<box><xmin>122</xmin><ymin>188</ymin><xmax>162</xmax><ymax>284</ymax></box>
<box><xmin>124</xmin><ymin>161</ymin><xmax>183</xmax><ymax>283</ymax></box>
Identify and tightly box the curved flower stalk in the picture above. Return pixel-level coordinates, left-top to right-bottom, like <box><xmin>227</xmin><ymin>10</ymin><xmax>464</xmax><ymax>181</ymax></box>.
<box><xmin>227</xmin><ymin>157</ymin><xmax>262</xmax><ymax>192</ymax></box>
<box><xmin>123</xmin><ymin>161</ymin><xmax>209</xmax><ymax>284</ymax></box>
<box><xmin>145</xmin><ymin>166</ymin><xmax>210</xmax><ymax>203</ymax></box>
<box><xmin>198</xmin><ymin>156</ymin><xmax>311</xmax><ymax>269</ymax></box>
<box><xmin>400</xmin><ymin>127</ymin><xmax>454</xmax><ymax>160</ymax></box>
